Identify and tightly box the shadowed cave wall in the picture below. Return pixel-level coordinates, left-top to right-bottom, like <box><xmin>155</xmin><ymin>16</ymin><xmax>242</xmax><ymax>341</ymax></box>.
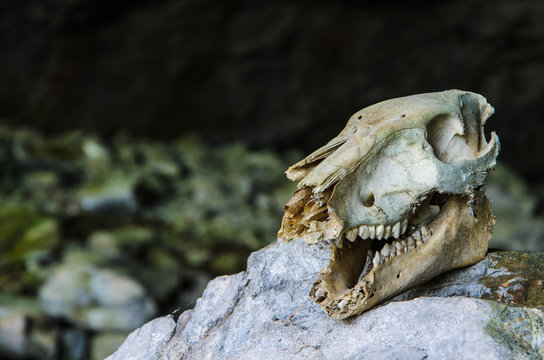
<box><xmin>2</xmin><ymin>0</ymin><xmax>544</xmax><ymax>183</ymax></box>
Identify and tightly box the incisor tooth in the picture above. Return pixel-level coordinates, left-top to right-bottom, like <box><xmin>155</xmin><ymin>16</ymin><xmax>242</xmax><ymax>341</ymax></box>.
<box><xmin>359</xmin><ymin>225</ymin><xmax>370</xmax><ymax>239</ymax></box>
<box><xmin>346</xmin><ymin>228</ymin><xmax>358</xmax><ymax>241</ymax></box>
<box><xmin>401</xmin><ymin>219</ymin><xmax>408</xmax><ymax>234</ymax></box>
<box><xmin>392</xmin><ymin>222</ymin><xmax>401</xmax><ymax>238</ymax></box>
<box><xmin>369</xmin><ymin>225</ymin><xmax>376</xmax><ymax>239</ymax></box>
<box><xmin>376</xmin><ymin>224</ymin><xmax>384</xmax><ymax>240</ymax></box>
<box><xmin>373</xmin><ymin>252</ymin><xmax>381</xmax><ymax>267</ymax></box>
<box><xmin>380</xmin><ymin>243</ymin><xmax>390</xmax><ymax>257</ymax></box>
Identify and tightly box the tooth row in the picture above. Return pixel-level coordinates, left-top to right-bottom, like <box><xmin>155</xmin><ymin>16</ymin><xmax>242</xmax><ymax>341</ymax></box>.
<box><xmin>346</xmin><ymin>219</ymin><xmax>409</xmax><ymax>242</ymax></box>
<box><xmin>371</xmin><ymin>225</ymin><xmax>432</xmax><ymax>267</ymax></box>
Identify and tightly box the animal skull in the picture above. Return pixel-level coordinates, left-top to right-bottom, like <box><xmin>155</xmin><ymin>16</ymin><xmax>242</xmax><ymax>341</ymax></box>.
<box><xmin>278</xmin><ymin>90</ymin><xmax>500</xmax><ymax>319</ymax></box>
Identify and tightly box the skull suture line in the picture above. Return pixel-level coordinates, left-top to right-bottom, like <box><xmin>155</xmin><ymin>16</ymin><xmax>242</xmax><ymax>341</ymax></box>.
<box><xmin>278</xmin><ymin>90</ymin><xmax>500</xmax><ymax>319</ymax></box>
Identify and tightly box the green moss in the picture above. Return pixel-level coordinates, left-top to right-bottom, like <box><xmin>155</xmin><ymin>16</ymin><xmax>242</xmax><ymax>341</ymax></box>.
<box><xmin>0</xmin><ymin>205</ymin><xmax>59</xmax><ymax>265</ymax></box>
<box><xmin>210</xmin><ymin>252</ymin><xmax>245</xmax><ymax>274</ymax></box>
<box><xmin>484</xmin><ymin>300</ymin><xmax>544</xmax><ymax>359</ymax></box>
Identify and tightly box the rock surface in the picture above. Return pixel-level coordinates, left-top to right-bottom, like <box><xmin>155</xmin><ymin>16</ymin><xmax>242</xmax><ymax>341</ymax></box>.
<box><xmin>107</xmin><ymin>238</ymin><xmax>544</xmax><ymax>359</ymax></box>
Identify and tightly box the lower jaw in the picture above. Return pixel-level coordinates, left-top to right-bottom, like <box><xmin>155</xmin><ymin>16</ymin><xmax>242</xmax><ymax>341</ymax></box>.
<box><xmin>309</xmin><ymin>190</ymin><xmax>495</xmax><ymax>319</ymax></box>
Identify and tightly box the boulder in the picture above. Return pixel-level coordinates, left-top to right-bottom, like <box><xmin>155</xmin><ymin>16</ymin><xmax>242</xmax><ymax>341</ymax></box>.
<box><xmin>107</xmin><ymin>238</ymin><xmax>544</xmax><ymax>359</ymax></box>
<box><xmin>0</xmin><ymin>297</ymin><xmax>57</xmax><ymax>359</ymax></box>
<box><xmin>39</xmin><ymin>252</ymin><xmax>156</xmax><ymax>332</ymax></box>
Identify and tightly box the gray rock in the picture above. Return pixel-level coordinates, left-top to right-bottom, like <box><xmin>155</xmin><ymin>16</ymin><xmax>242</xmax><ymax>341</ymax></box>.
<box><xmin>39</xmin><ymin>252</ymin><xmax>156</xmax><ymax>331</ymax></box>
<box><xmin>106</xmin><ymin>316</ymin><xmax>177</xmax><ymax>360</ymax></box>
<box><xmin>0</xmin><ymin>298</ymin><xmax>57</xmax><ymax>359</ymax></box>
<box><xmin>107</xmin><ymin>239</ymin><xmax>544</xmax><ymax>359</ymax></box>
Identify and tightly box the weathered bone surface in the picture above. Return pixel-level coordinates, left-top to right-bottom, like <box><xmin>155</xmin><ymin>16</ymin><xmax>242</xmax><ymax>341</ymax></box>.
<box><xmin>278</xmin><ymin>90</ymin><xmax>500</xmax><ymax>318</ymax></box>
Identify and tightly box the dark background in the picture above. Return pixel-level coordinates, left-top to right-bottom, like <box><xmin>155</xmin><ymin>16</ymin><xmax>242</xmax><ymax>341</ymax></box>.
<box><xmin>2</xmin><ymin>0</ymin><xmax>544</xmax><ymax>183</ymax></box>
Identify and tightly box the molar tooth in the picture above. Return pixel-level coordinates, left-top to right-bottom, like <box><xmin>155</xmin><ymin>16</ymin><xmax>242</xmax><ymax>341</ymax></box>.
<box><xmin>346</xmin><ymin>228</ymin><xmax>358</xmax><ymax>242</ymax></box>
<box><xmin>412</xmin><ymin>229</ymin><xmax>422</xmax><ymax>242</ymax></box>
<box><xmin>380</xmin><ymin>243</ymin><xmax>390</xmax><ymax>257</ymax></box>
<box><xmin>401</xmin><ymin>219</ymin><xmax>408</xmax><ymax>234</ymax></box>
<box><xmin>359</xmin><ymin>225</ymin><xmax>370</xmax><ymax>239</ymax></box>
<box><xmin>392</xmin><ymin>222</ymin><xmax>401</xmax><ymax>239</ymax></box>
<box><xmin>369</xmin><ymin>225</ymin><xmax>376</xmax><ymax>239</ymax></box>
<box><xmin>373</xmin><ymin>252</ymin><xmax>381</xmax><ymax>267</ymax></box>
<box><xmin>407</xmin><ymin>238</ymin><xmax>415</xmax><ymax>248</ymax></box>
<box><xmin>421</xmin><ymin>226</ymin><xmax>431</xmax><ymax>241</ymax></box>
<box><xmin>390</xmin><ymin>246</ymin><xmax>397</xmax><ymax>257</ymax></box>
<box><xmin>376</xmin><ymin>224</ymin><xmax>385</xmax><ymax>240</ymax></box>
<box><xmin>416</xmin><ymin>238</ymin><xmax>423</xmax><ymax>246</ymax></box>
<box><xmin>338</xmin><ymin>299</ymin><xmax>347</xmax><ymax>310</ymax></box>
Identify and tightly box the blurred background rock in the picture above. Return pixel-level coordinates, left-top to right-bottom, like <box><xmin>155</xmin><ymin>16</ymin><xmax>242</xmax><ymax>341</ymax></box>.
<box><xmin>0</xmin><ymin>0</ymin><xmax>543</xmax><ymax>359</ymax></box>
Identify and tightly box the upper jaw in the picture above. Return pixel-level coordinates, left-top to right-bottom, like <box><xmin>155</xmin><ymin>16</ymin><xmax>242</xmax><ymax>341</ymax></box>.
<box><xmin>309</xmin><ymin>190</ymin><xmax>494</xmax><ymax>319</ymax></box>
<box><xmin>344</xmin><ymin>220</ymin><xmax>409</xmax><ymax>242</ymax></box>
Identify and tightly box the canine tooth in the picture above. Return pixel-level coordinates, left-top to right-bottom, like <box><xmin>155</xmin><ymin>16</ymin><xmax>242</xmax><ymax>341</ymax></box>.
<box><xmin>407</xmin><ymin>238</ymin><xmax>415</xmax><ymax>247</ymax></box>
<box><xmin>395</xmin><ymin>241</ymin><xmax>403</xmax><ymax>253</ymax></box>
<box><xmin>392</xmin><ymin>222</ymin><xmax>401</xmax><ymax>238</ymax></box>
<box><xmin>401</xmin><ymin>219</ymin><xmax>408</xmax><ymax>234</ymax></box>
<box><xmin>380</xmin><ymin>244</ymin><xmax>390</xmax><ymax>257</ymax></box>
<box><xmin>346</xmin><ymin>228</ymin><xmax>358</xmax><ymax>241</ymax></box>
<box><xmin>369</xmin><ymin>225</ymin><xmax>376</xmax><ymax>239</ymax></box>
<box><xmin>376</xmin><ymin>224</ymin><xmax>385</xmax><ymax>240</ymax></box>
<box><xmin>416</xmin><ymin>238</ymin><xmax>423</xmax><ymax>246</ymax></box>
<box><xmin>373</xmin><ymin>252</ymin><xmax>381</xmax><ymax>267</ymax></box>
<box><xmin>359</xmin><ymin>225</ymin><xmax>370</xmax><ymax>239</ymax></box>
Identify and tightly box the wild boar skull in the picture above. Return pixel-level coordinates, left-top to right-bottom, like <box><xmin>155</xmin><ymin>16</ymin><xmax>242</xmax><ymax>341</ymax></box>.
<box><xmin>278</xmin><ymin>90</ymin><xmax>500</xmax><ymax>319</ymax></box>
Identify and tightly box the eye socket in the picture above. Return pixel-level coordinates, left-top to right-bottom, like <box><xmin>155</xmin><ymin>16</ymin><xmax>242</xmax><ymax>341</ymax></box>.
<box><xmin>363</xmin><ymin>192</ymin><xmax>375</xmax><ymax>207</ymax></box>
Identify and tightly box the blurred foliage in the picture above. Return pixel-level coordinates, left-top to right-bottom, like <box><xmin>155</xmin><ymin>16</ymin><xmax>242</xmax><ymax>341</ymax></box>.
<box><xmin>0</xmin><ymin>125</ymin><xmax>298</xmax><ymax>298</ymax></box>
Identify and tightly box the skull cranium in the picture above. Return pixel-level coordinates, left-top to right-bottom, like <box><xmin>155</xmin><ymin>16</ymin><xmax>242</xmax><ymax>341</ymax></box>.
<box><xmin>278</xmin><ymin>90</ymin><xmax>500</xmax><ymax>318</ymax></box>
